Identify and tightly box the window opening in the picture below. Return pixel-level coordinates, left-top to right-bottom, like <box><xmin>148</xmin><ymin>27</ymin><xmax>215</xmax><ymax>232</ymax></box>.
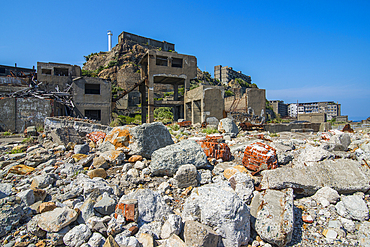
<box><xmin>85</xmin><ymin>83</ymin><xmax>100</xmax><ymax>94</ymax></box>
<box><xmin>156</xmin><ymin>56</ymin><xmax>168</xmax><ymax>66</ymax></box>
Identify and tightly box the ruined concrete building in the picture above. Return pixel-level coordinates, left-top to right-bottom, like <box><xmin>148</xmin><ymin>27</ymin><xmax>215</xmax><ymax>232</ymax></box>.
<box><xmin>139</xmin><ymin>50</ymin><xmax>197</xmax><ymax>123</ymax></box>
<box><xmin>269</xmin><ymin>100</ymin><xmax>288</xmax><ymax>117</ymax></box>
<box><xmin>118</xmin><ymin>31</ymin><xmax>175</xmax><ymax>51</ymax></box>
<box><xmin>184</xmin><ymin>85</ymin><xmax>225</xmax><ymax>124</ymax></box>
<box><xmin>224</xmin><ymin>88</ymin><xmax>266</xmax><ymax>119</ymax></box>
<box><xmin>214</xmin><ymin>65</ymin><xmax>252</xmax><ymax>86</ymax></box>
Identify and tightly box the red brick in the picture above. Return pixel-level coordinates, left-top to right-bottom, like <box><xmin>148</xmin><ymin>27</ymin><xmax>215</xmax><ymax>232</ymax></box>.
<box><xmin>242</xmin><ymin>142</ymin><xmax>277</xmax><ymax>174</ymax></box>
<box><xmin>115</xmin><ymin>199</ymin><xmax>138</xmax><ymax>223</ymax></box>
<box><xmin>197</xmin><ymin>141</ymin><xmax>232</xmax><ymax>161</ymax></box>
<box><xmin>86</xmin><ymin>131</ymin><xmax>106</xmax><ymax>143</ymax></box>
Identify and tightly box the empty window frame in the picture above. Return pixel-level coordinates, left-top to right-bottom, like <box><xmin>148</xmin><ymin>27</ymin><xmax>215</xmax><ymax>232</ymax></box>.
<box><xmin>54</xmin><ymin>67</ymin><xmax>69</xmax><ymax>76</ymax></box>
<box><xmin>0</xmin><ymin>68</ymin><xmax>5</xmax><ymax>74</ymax></box>
<box><xmin>41</xmin><ymin>69</ymin><xmax>52</xmax><ymax>75</ymax></box>
<box><xmin>85</xmin><ymin>110</ymin><xmax>101</xmax><ymax>121</ymax></box>
<box><xmin>85</xmin><ymin>83</ymin><xmax>100</xmax><ymax>94</ymax></box>
<box><xmin>172</xmin><ymin>58</ymin><xmax>183</xmax><ymax>68</ymax></box>
<box><xmin>156</xmin><ymin>56</ymin><xmax>168</xmax><ymax>66</ymax></box>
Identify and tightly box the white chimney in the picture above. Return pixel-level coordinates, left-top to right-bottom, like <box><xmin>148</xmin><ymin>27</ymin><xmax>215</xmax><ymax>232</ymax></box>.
<box><xmin>107</xmin><ymin>30</ymin><xmax>113</xmax><ymax>51</ymax></box>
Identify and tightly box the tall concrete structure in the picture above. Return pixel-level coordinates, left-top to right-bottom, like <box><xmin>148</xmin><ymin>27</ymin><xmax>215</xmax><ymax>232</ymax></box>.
<box><xmin>107</xmin><ymin>30</ymin><xmax>113</xmax><ymax>51</ymax></box>
<box><xmin>297</xmin><ymin>101</ymin><xmax>341</xmax><ymax>120</ymax></box>
<box><xmin>118</xmin><ymin>31</ymin><xmax>175</xmax><ymax>51</ymax></box>
<box><xmin>269</xmin><ymin>100</ymin><xmax>288</xmax><ymax>117</ymax></box>
<box><xmin>224</xmin><ymin>88</ymin><xmax>266</xmax><ymax>118</ymax></box>
<box><xmin>184</xmin><ymin>85</ymin><xmax>224</xmax><ymax>124</ymax></box>
<box><xmin>214</xmin><ymin>65</ymin><xmax>251</xmax><ymax>86</ymax></box>
<box><xmin>288</xmin><ymin>103</ymin><xmax>298</xmax><ymax>118</ymax></box>
<box><xmin>139</xmin><ymin>50</ymin><xmax>197</xmax><ymax>123</ymax></box>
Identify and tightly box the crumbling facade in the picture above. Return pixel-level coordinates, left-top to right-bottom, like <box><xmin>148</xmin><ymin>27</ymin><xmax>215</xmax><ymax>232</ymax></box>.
<box><xmin>296</xmin><ymin>101</ymin><xmax>341</xmax><ymax>120</ymax></box>
<box><xmin>139</xmin><ymin>50</ymin><xmax>197</xmax><ymax>123</ymax></box>
<box><xmin>269</xmin><ymin>100</ymin><xmax>288</xmax><ymax>117</ymax></box>
<box><xmin>118</xmin><ymin>31</ymin><xmax>175</xmax><ymax>51</ymax></box>
<box><xmin>214</xmin><ymin>65</ymin><xmax>251</xmax><ymax>86</ymax></box>
<box><xmin>184</xmin><ymin>85</ymin><xmax>224</xmax><ymax>124</ymax></box>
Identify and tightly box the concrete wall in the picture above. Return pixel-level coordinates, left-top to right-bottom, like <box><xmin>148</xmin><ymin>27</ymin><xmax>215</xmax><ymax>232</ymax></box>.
<box><xmin>336</xmin><ymin>115</ymin><xmax>348</xmax><ymax>122</ymax></box>
<box><xmin>184</xmin><ymin>85</ymin><xmax>224</xmax><ymax>123</ymax></box>
<box><xmin>264</xmin><ymin>122</ymin><xmax>322</xmax><ymax>133</ymax></box>
<box><xmin>72</xmin><ymin>77</ymin><xmax>111</xmax><ymax>125</ymax></box>
<box><xmin>0</xmin><ymin>98</ymin><xmax>63</xmax><ymax>132</ymax></box>
<box><xmin>118</xmin><ymin>31</ymin><xmax>175</xmax><ymax>51</ymax></box>
<box><xmin>246</xmin><ymin>88</ymin><xmax>266</xmax><ymax>118</ymax></box>
<box><xmin>37</xmin><ymin>62</ymin><xmax>81</xmax><ymax>92</ymax></box>
<box><xmin>298</xmin><ymin>113</ymin><xmax>326</xmax><ymax>123</ymax></box>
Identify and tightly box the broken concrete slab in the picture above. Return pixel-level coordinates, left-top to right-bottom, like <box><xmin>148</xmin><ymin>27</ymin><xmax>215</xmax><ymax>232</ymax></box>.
<box><xmin>254</xmin><ymin>189</ymin><xmax>294</xmax><ymax>247</ymax></box>
<box><xmin>184</xmin><ymin>220</ymin><xmax>221</xmax><ymax>247</ymax></box>
<box><xmin>49</xmin><ymin>127</ymin><xmax>83</xmax><ymax>146</ymax></box>
<box><xmin>261</xmin><ymin>159</ymin><xmax>370</xmax><ymax>196</ymax></box>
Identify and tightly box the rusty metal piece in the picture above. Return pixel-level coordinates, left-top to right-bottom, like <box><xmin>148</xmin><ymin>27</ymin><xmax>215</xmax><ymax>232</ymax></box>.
<box><xmin>242</xmin><ymin>142</ymin><xmax>277</xmax><ymax>174</ymax></box>
<box><xmin>342</xmin><ymin>124</ymin><xmax>354</xmax><ymax>133</ymax></box>
<box><xmin>115</xmin><ymin>199</ymin><xmax>138</xmax><ymax>222</ymax></box>
<box><xmin>239</xmin><ymin>121</ymin><xmax>264</xmax><ymax>131</ymax></box>
<box><xmin>178</xmin><ymin>121</ymin><xmax>191</xmax><ymax>127</ymax></box>
<box><xmin>201</xmin><ymin>122</ymin><xmax>208</xmax><ymax>128</ymax></box>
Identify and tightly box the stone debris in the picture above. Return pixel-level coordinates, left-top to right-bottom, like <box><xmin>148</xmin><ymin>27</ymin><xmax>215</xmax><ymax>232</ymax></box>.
<box><xmin>218</xmin><ymin>117</ymin><xmax>239</xmax><ymax>137</ymax></box>
<box><xmin>1</xmin><ymin>121</ymin><xmax>370</xmax><ymax>247</ymax></box>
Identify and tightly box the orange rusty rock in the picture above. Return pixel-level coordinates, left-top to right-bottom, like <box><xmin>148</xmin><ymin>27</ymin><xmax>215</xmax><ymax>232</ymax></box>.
<box><xmin>72</xmin><ymin>153</ymin><xmax>88</xmax><ymax>162</ymax></box>
<box><xmin>128</xmin><ymin>155</ymin><xmax>143</xmax><ymax>163</ymax></box>
<box><xmin>302</xmin><ymin>214</ymin><xmax>314</xmax><ymax>223</ymax></box>
<box><xmin>242</xmin><ymin>142</ymin><xmax>277</xmax><ymax>174</ymax></box>
<box><xmin>87</xmin><ymin>131</ymin><xmax>106</xmax><ymax>143</ymax></box>
<box><xmin>38</xmin><ymin>202</ymin><xmax>57</xmax><ymax>213</ymax></box>
<box><xmin>129</xmin><ymin>225</ymin><xmax>139</xmax><ymax>235</ymax></box>
<box><xmin>178</xmin><ymin>121</ymin><xmax>191</xmax><ymax>127</ymax></box>
<box><xmin>8</xmin><ymin>165</ymin><xmax>35</xmax><ymax>175</ymax></box>
<box><xmin>104</xmin><ymin>128</ymin><xmax>131</xmax><ymax>149</ymax></box>
<box><xmin>197</xmin><ymin>141</ymin><xmax>232</xmax><ymax>161</ymax></box>
<box><xmin>115</xmin><ymin>199</ymin><xmax>138</xmax><ymax>222</ymax></box>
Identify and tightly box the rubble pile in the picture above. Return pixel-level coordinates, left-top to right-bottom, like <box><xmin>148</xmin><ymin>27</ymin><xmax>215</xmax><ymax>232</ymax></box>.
<box><xmin>0</xmin><ymin>118</ymin><xmax>370</xmax><ymax>247</ymax></box>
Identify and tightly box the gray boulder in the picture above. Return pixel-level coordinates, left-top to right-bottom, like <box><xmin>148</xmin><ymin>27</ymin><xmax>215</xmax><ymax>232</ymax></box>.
<box><xmin>254</xmin><ymin>188</ymin><xmax>294</xmax><ymax>247</ymax></box>
<box><xmin>218</xmin><ymin>118</ymin><xmax>239</xmax><ymax>137</ymax></box>
<box><xmin>182</xmin><ymin>183</ymin><xmax>250</xmax><ymax>247</ymax></box>
<box><xmin>184</xmin><ymin>220</ymin><xmax>221</xmax><ymax>247</ymax></box>
<box><xmin>16</xmin><ymin>189</ymin><xmax>35</xmax><ymax>206</ymax></box>
<box><xmin>31</xmin><ymin>174</ymin><xmax>56</xmax><ymax>189</ymax></box>
<box><xmin>228</xmin><ymin>172</ymin><xmax>254</xmax><ymax>204</ymax></box>
<box><xmin>335</xmin><ymin>194</ymin><xmax>369</xmax><ymax>221</ymax></box>
<box><xmin>312</xmin><ymin>186</ymin><xmax>340</xmax><ymax>207</ymax></box>
<box><xmin>160</xmin><ymin>214</ymin><xmax>183</xmax><ymax>239</ymax></box>
<box><xmin>0</xmin><ymin>183</ymin><xmax>12</xmax><ymax>199</ymax></box>
<box><xmin>293</xmin><ymin>145</ymin><xmax>334</xmax><ymax>167</ymax></box>
<box><xmin>27</xmin><ymin>215</ymin><xmax>46</xmax><ymax>237</ymax></box>
<box><xmin>129</xmin><ymin>122</ymin><xmax>174</xmax><ymax>158</ymax></box>
<box><xmin>0</xmin><ymin>204</ymin><xmax>26</xmax><ymax>237</ymax></box>
<box><xmin>47</xmin><ymin>226</ymin><xmax>71</xmax><ymax>245</ymax></box>
<box><xmin>172</xmin><ymin>164</ymin><xmax>198</xmax><ymax>188</ymax></box>
<box><xmin>63</xmin><ymin>224</ymin><xmax>92</xmax><ymax>247</ymax></box>
<box><xmin>87</xmin><ymin>232</ymin><xmax>106</xmax><ymax>247</ymax></box>
<box><xmin>136</xmin><ymin>221</ymin><xmax>163</xmax><ymax>240</ymax></box>
<box><xmin>94</xmin><ymin>194</ymin><xmax>116</xmax><ymax>216</ymax></box>
<box><xmin>74</xmin><ymin>143</ymin><xmax>90</xmax><ymax>154</ymax></box>
<box><xmin>38</xmin><ymin>207</ymin><xmax>78</xmax><ymax>232</ymax></box>
<box><xmin>119</xmin><ymin>189</ymin><xmax>172</xmax><ymax>225</ymax></box>
<box><xmin>50</xmin><ymin>127</ymin><xmax>82</xmax><ymax>145</ymax></box>
<box><xmin>77</xmin><ymin>198</ymin><xmax>96</xmax><ymax>224</ymax></box>
<box><xmin>150</xmin><ymin>140</ymin><xmax>208</xmax><ymax>176</ymax></box>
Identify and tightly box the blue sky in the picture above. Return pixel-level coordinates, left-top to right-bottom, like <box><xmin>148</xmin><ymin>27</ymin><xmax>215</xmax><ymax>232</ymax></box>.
<box><xmin>1</xmin><ymin>0</ymin><xmax>369</xmax><ymax>120</ymax></box>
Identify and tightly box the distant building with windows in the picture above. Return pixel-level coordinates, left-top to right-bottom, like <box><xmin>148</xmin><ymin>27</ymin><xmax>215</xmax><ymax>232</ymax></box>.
<box><xmin>214</xmin><ymin>65</ymin><xmax>252</xmax><ymax>86</ymax></box>
<box><xmin>289</xmin><ymin>101</ymin><xmax>341</xmax><ymax>120</ymax></box>
<box><xmin>269</xmin><ymin>100</ymin><xmax>288</xmax><ymax>117</ymax></box>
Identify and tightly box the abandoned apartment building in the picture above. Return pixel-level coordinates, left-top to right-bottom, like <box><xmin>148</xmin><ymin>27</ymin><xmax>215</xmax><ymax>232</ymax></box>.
<box><xmin>0</xmin><ymin>62</ymin><xmax>111</xmax><ymax>132</ymax></box>
<box><xmin>214</xmin><ymin>65</ymin><xmax>252</xmax><ymax>86</ymax></box>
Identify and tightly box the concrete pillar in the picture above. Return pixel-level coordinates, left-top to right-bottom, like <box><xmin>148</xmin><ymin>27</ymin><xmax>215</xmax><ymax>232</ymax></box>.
<box><xmin>173</xmin><ymin>84</ymin><xmax>179</xmax><ymax>121</ymax></box>
<box><xmin>140</xmin><ymin>81</ymin><xmax>147</xmax><ymax>124</ymax></box>
<box><xmin>148</xmin><ymin>77</ymin><xmax>154</xmax><ymax>123</ymax></box>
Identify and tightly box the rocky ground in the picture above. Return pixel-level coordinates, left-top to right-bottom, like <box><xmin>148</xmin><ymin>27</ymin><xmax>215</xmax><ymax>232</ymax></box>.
<box><xmin>0</xmin><ymin>118</ymin><xmax>370</xmax><ymax>247</ymax></box>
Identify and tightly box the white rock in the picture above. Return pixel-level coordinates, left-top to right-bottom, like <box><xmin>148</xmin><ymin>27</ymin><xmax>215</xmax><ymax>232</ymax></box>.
<box><xmin>63</xmin><ymin>224</ymin><xmax>92</xmax><ymax>247</ymax></box>
<box><xmin>312</xmin><ymin>187</ymin><xmax>339</xmax><ymax>207</ymax></box>
<box><xmin>16</xmin><ymin>189</ymin><xmax>35</xmax><ymax>206</ymax></box>
<box><xmin>160</xmin><ymin>214</ymin><xmax>183</xmax><ymax>239</ymax></box>
<box><xmin>87</xmin><ymin>232</ymin><xmax>105</xmax><ymax>247</ymax></box>
<box><xmin>114</xmin><ymin>235</ymin><xmax>140</xmax><ymax>247</ymax></box>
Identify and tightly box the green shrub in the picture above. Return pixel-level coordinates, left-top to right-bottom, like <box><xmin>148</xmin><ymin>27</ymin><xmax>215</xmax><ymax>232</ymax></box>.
<box><xmin>225</xmin><ymin>90</ymin><xmax>235</xmax><ymax>97</ymax></box>
<box><xmin>201</xmin><ymin>127</ymin><xmax>219</xmax><ymax>135</ymax></box>
<box><xmin>154</xmin><ymin>107</ymin><xmax>174</xmax><ymax>122</ymax></box>
<box><xmin>3</xmin><ymin>131</ymin><xmax>11</xmax><ymax>136</ymax></box>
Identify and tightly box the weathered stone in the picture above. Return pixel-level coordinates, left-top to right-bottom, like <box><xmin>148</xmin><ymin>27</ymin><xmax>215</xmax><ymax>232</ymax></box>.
<box><xmin>63</xmin><ymin>224</ymin><xmax>92</xmax><ymax>247</ymax></box>
<box><xmin>25</xmin><ymin>126</ymin><xmax>38</xmax><ymax>136</ymax></box>
<box><xmin>77</xmin><ymin>197</ymin><xmax>96</xmax><ymax>224</ymax></box>
<box><xmin>114</xmin><ymin>235</ymin><xmax>140</xmax><ymax>247</ymax></box>
<box><xmin>312</xmin><ymin>186</ymin><xmax>340</xmax><ymax>207</ymax></box>
<box><xmin>27</xmin><ymin>215</ymin><xmax>46</xmax><ymax>237</ymax></box>
<box><xmin>73</xmin><ymin>153</ymin><xmax>89</xmax><ymax>162</ymax></box>
<box><xmin>172</xmin><ymin>164</ymin><xmax>198</xmax><ymax>188</ymax></box>
<box><xmin>8</xmin><ymin>164</ymin><xmax>35</xmax><ymax>175</ymax></box>
<box><xmin>16</xmin><ymin>189</ymin><xmax>35</xmax><ymax>206</ymax></box>
<box><xmin>128</xmin><ymin>122</ymin><xmax>174</xmax><ymax>158</ymax></box>
<box><xmin>92</xmin><ymin>156</ymin><xmax>109</xmax><ymax>169</ymax></box>
<box><xmin>76</xmin><ymin>154</ymin><xmax>95</xmax><ymax>167</ymax></box>
<box><xmin>184</xmin><ymin>220</ymin><xmax>221</xmax><ymax>247</ymax></box>
<box><xmin>182</xmin><ymin>183</ymin><xmax>250</xmax><ymax>246</ymax></box>
<box><xmin>160</xmin><ymin>214</ymin><xmax>183</xmax><ymax>239</ymax></box>
<box><xmin>88</xmin><ymin>168</ymin><xmax>107</xmax><ymax>179</ymax></box>
<box><xmin>47</xmin><ymin>226</ymin><xmax>71</xmax><ymax>245</ymax></box>
<box><xmin>0</xmin><ymin>183</ymin><xmax>12</xmax><ymax>199</ymax></box>
<box><xmin>31</xmin><ymin>174</ymin><xmax>56</xmax><ymax>189</ymax></box>
<box><xmin>335</xmin><ymin>194</ymin><xmax>369</xmax><ymax>221</ymax></box>
<box><xmin>32</xmin><ymin>188</ymin><xmax>47</xmax><ymax>202</ymax></box>
<box><xmin>115</xmin><ymin>199</ymin><xmax>139</xmax><ymax>223</ymax></box>
<box><xmin>50</xmin><ymin>127</ymin><xmax>82</xmax><ymax>145</ymax></box>
<box><xmin>218</xmin><ymin>118</ymin><xmax>238</xmax><ymax>137</ymax></box>
<box><xmin>198</xmin><ymin>169</ymin><xmax>212</xmax><ymax>184</ymax></box>
<box><xmin>103</xmin><ymin>235</ymin><xmax>120</xmax><ymax>247</ymax></box>
<box><xmin>88</xmin><ymin>232</ymin><xmax>106</xmax><ymax>247</ymax></box>
<box><xmin>86</xmin><ymin>216</ymin><xmax>108</xmax><ymax>236</ymax></box>
<box><xmin>38</xmin><ymin>202</ymin><xmax>57</xmax><ymax>214</ymax></box>
<box><xmin>94</xmin><ymin>194</ymin><xmax>116</xmax><ymax>215</ymax></box>
<box><xmin>74</xmin><ymin>143</ymin><xmax>90</xmax><ymax>154</ymax></box>
<box><xmin>137</xmin><ymin>233</ymin><xmax>154</xmax><ymax>247</ymax></box>
<box><xmin>254</xmin><ymin>189</ymin><xmax>294</xmax><ymax>247</ymax></box>
<box><xmin>228</xmin><ymin>172</ymin><xmax>254</xmax><ymax>204</ymax></box>
<box><xmin>38</xmin><ymin>207</ymin><xmax>78</xmax><ymax>232</ymax></box>
<box><xmin>0</xmin><ymin>204</ymin><xmax>25</xmax><ymax>237</ymax></box>
<box><xmin>358</xmin><ymin>221</ymin><xmax>370</xmax><ymax>246</ymax></box>
<box><xmin>104</xmin><ymin>127</ymin><xmax>131</xmax><ymax>149</ymax></box>
<box><xmin>101</xmin><ymin>150</ymin><xmax>125</xmax><ymax>166</ymax></box>
<box><xmin>261</xmin><ymin>159</ymin><xmax>370</xmax><ymax>195</ymax></box>
<box><xmin>119</xmin><ymin>189</ymin><xmax>172</xmax><ymax>225</ymax></box>
<box><xmin>293</xmin><ymin>145</ymin><xmax>334</xmax><ymax>167</ymax></box>
<box><xmin>98</xmin><ymin>141</ymin><xmax>116</xmax><ymax>153</ymax></box>
<box><xmin>134</xmin><ymin>160</ymin><xmax>145</xmax><ymax>170</ymax></box>
<box><xmin>159</xmin><ymin>234</ymin><xmax>186</xmax><ymax>247</ymax></box>
<box><xmin>136</xmin><ymin>221</ymin><xmax>163</xmax><ymax>240</ymax></box>
<box><xmin>128</xmin><ymin>155</ymin><xmax>143</xmax><ymax>163</ymax></box>
<box><xmin>150</xmin><ymin>140</ymin><xmax>207</xmax><ymax>176</ymax></box>
<box><xmin>223</xmin><ymin>165</ymin><xmax>248</xmax><ymax>179</ymax></box>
